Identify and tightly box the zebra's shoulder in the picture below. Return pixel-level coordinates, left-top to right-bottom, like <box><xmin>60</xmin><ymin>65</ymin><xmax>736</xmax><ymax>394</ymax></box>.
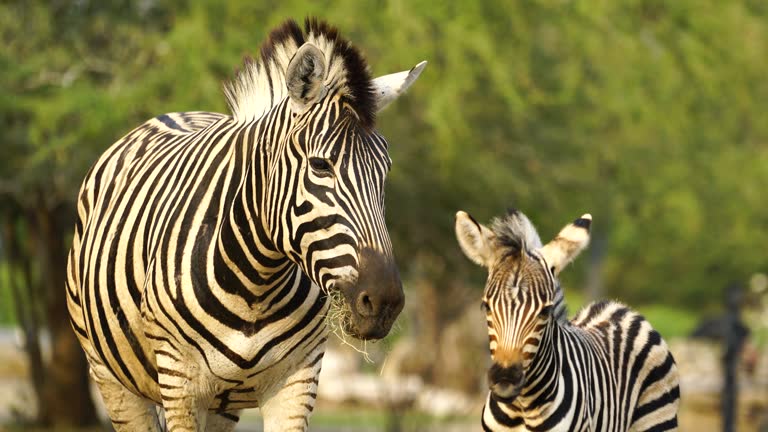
<box><xmin>148</xmin><ymin>111</ymin><xmax>229</xmax><ymax>134</ymax></box>
<box><xmin>100</xmin><ymin>111</ymin><xmax>229</xmax><ymax>162</ymax></box>
<box><xmin>85</xmin><ymin>111</ymin><xmax>231</xmax><ymax>189</ymax></box>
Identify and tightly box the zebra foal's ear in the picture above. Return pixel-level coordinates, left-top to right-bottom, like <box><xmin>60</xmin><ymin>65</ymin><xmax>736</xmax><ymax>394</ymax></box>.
<box><xmin>455</xmin><ymin>211</ymin><xmax>496</xmax><ymax>268</ymax></box>
<box><xmin>286</xmin><ymin>43</ymin><xmax>328</xmax><ymax>113</ymax></box>
<box><xmin>372</xmin><ymin>61</ymin><xmax>427</xmax><ymax>112</ymax></box>
<box><xmin>539</xmin><ymin>214</ymin><xmax>592</xmax><ymax>276</ymax></box>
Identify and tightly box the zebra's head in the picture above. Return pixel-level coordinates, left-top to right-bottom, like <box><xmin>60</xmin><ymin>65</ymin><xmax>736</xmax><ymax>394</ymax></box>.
<box><xmin>225</xmin><ymin>19</ymin><xmax>425</xmax><ymax>340</ymax></box>
<box><xmin>455</xmin><ymin>209</ymin><xmax>591</xmax><ymax>402</ymax></box>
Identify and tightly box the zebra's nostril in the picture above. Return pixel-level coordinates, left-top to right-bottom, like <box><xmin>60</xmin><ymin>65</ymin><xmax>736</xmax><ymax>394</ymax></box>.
<box><xmin>356</xmin><ymin>291</ymin><xmax>375</xmax><ymax>317</ymax></box>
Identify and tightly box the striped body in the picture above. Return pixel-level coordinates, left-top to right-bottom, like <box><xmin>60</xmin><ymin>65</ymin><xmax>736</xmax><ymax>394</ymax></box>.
<box><xmin>455</xmin><ymin>210</ymin><xmax>680</xmax><ymax>432</ymax></box>
<box><xmin>66</xmin><ymin>19</ymin><xmax>425</xmax><ymax>432</ymax></box>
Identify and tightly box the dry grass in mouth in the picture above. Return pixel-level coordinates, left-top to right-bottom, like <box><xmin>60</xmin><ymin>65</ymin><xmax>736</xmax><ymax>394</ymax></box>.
<box><xmin>323</xmin><ymin>289</ymin><xmax>374</xmax><ymax>363</ymax></box>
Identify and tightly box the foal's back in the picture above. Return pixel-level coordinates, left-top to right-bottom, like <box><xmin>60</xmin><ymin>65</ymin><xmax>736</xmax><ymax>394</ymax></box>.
<box><xmin>570</xmin><ymin>300</ymin><xmax>680</xmax><ymax>431</ymax></box>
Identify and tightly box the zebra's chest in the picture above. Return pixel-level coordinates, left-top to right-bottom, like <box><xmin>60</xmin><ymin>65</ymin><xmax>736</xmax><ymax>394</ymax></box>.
<box><xmin>142</xmin><ymin>271</ymin><xmax>330</xmax><ymax>374</ymax></box>
<box><xmin>138</xmin><ymin>276</ymin><xmax>330</xmax><ymax>408</ymax></box>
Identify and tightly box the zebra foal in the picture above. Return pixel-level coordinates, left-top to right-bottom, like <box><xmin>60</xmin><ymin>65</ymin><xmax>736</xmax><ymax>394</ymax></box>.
<box><xmin>455</xmin><ymin>209</ymin><xmax>680</xmax><ymax>431</ymax></box>
<box><xmin>66</xmin><ymin>18</ymin><xmax>425</xmax><ymax>431</ymax></box>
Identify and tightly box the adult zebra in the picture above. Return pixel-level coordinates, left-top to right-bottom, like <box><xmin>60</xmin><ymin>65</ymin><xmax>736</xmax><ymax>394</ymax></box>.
<box><xmin>455</xmin><ymin>209</ymin><xmax>680</xmax><ymax>431</ymax></box>
<box><xmin>65</xmin><ymin>18</ymin><xmax>425</xmax><ymax>432</ymax></box>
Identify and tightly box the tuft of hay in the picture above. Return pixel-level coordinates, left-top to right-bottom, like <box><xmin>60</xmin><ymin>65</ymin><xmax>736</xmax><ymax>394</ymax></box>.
<box><xmin>322</xmin><ymin>289</ymin><xmax>374</xmax><ymax>363</ymax></box>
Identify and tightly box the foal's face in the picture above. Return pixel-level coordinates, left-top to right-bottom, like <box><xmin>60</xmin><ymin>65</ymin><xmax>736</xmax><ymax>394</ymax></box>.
<box><xmin>481</xmin><ymin>250</ymin><xmax>557</xmax><ymax>401</ymax></box>
<box><xmin>455</xmin><ymin>209</ymin><xmax>592</xmax><ymax>402</ymax></box>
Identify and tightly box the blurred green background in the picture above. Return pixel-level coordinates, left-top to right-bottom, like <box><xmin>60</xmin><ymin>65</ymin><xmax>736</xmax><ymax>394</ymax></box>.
<box><xmin>1</xmin><ymin>0</ymin><xmax>767</xmax><ymax>431</ymax></box>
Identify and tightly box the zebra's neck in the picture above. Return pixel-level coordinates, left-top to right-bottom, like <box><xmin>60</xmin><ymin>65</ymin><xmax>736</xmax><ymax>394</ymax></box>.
<box><xmin>524</xmin><ymin>320</ymin><xmax>561</xmax><ymax>404</ymax></box>
<box><xmin>552</xmin><ymin>282</ymin><xmax>568</xmax><ymax>324</ymax></box>
<box><xmin>214</xmin><ymin>101</ymin><xmax>304</xmax><ymax>301</ymax></box>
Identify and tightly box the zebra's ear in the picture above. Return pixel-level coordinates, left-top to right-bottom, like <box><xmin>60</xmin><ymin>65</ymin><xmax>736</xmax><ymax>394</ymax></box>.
<box><xmin>539</xmin><ymin>214</ymin><xmax>592</xmax><ymax>276</ymax></box>
<box><xmin>286</xmin><ymin>43</ymin><xmax>328</xmax><ymax>113</ymax></box>
<box><xmin>455</xmin><ymin>211</ymin><xmax>496</xmax><ymax>268</ymax></box>
<box><xmin>372</xmin><ymin>61</ymin><xmax>427</xmax><ymax>112</ymax></box>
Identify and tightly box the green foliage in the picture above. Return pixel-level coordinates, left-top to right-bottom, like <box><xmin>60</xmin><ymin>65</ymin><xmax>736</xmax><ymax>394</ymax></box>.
<box><xmin>0</xmin><ymin>263</ymin><xmax>15</xmax><ymax>325</ymax></box>
<box><xmin>562</xmin><ymin>290</ymin><xmax>697</xmax><ymax>339</ymax></box>
<box><xmin>636</xmin><ymin>304</ymin><xmax>698</xmax><ymax>340</ymax></box>
<box><xmin>1</xmin><ymin>0</ymin><xmax>766</xmax><ymax>313</ymax></box>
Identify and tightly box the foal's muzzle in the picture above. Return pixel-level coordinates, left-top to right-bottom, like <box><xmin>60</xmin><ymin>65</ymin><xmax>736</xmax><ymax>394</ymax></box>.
<box><xmin>488</xmin><ymin>362</ymin><xmax>525</xmax><ymax>402</ymax></box>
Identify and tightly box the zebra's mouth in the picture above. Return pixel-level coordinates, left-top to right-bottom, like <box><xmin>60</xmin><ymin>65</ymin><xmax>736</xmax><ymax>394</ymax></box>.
<box><xmin>488</xmin><ymin>362</ymin><xmax>525</xmax><ymax>402</ymax></box>
<box><xmin>325</xmin><ymin>287</ymin><xmax>356</xmax><ymax>336</ymax></box>
<box><xmin>489</xmin><ymin>381</ymin><xmax>523</xmax><ymax>403</ymax></box>
<box><xmin>346</xmin><ymin>304</ymin><xmax>400</xmax><ymax>340</ymax></box>
<box><xmin>326</xmin><ymin>288</ymin><xmax>399</xmax><ymax>341</ymax></box>
<box><xmin>324</xmin><ymin>248</ymin><xmax>404</xmax><ymax>341</ymax></box>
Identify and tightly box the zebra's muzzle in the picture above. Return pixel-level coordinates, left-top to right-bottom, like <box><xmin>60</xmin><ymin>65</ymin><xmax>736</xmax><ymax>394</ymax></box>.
<box><xmin>338</xmin><ymin>248</ymin><xmax>404</xmax><ymax>340</ymax></box>
<box><xmin>488</xmin><ymin>362</ymin><xmax>525</xmax><ymax>402</ymax></box>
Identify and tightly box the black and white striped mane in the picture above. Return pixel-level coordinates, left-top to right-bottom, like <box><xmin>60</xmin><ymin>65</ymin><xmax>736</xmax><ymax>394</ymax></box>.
<box><xmin>223</xmin><ymin>18</ymin><xmax>376</xmax><ymax>126</ymax></box>
<box><xmin>490</xmin><ymin>208</ymin><xmax>543</xmax><ymax>253</ymax></box>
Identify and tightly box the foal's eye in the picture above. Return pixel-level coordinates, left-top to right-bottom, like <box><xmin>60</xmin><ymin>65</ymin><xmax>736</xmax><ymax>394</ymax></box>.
<box><xmin>309</xmin><ymin>157</ymin><xmax>333</xmax><ymax>173</ymax></box>
<box><xmin>539</xmin><ymin>305</ymin><xmax>553</xmax><ymax>318</ymax></box>
<box><xmin>480</xmin><ymin>301</ymin><xmax>490</xmax><ymax>314</ymax></box>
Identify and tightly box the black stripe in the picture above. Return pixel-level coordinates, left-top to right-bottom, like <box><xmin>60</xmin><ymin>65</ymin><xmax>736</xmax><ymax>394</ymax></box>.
<box><xmin>157</xmin><ymin>114</ymin><xmax>190</xmax><ymax>132</ymax></box>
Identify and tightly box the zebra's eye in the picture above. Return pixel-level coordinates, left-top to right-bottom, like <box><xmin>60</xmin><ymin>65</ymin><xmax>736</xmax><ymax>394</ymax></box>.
<box><xmin>539</xmin><ymin>305</ymin><xmax>553</xmax><ymax>318</ymax></box>
<box><xmin>481</xmin><ymin>301</ymin><xmax>490</xmax><ymax>314</ymax></box>
<box><xmin>309</xmin><ymin>157</ymin><xmax>333</xmax><ymax>174</ymax></box>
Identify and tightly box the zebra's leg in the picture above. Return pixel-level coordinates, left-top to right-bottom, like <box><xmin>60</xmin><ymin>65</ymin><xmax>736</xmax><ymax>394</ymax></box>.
<box><xmin>157</xmin><ymin>366</ymin><xmax>212</xmax><ymax>431</ymax></box>
<box><xmin>155</xmin><ymin>346</ymin><xmax>214</xmax><ymax>431</ymax></box>
<box><xmin>259</xmin><ymin>348</ymin><xmax>325</xmax><ymax>432</ymax></box>
<box><xmin>206</xmin><ymin>410</ymin><xmax>241</xmax><ymax>432</ymax></box>
<box><xmin>90</xmin><ymin>363</ymin><xmax>162</xmax><ymax>431</ymax></box>
<box><xmin>157</xmin><ymin>368</ymin><xmax>211</xmax><ymax>431</ymax></box>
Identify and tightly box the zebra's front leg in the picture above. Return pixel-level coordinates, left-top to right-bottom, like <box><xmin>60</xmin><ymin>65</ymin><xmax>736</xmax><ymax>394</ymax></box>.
<box><xmin>206</xmin><ymin>410</ymin><xmax>242</xmax><ymax>432</ymax></box>
<box><xmin>156</xmin><ymin>349</ymin><xmax>214</xmax><ymax>431</ymax></box>
<box><xmin>259</xmin><ymin>349</ymin><xmax>325</xmax><ymax>432</ymax></box>
<box><xmin>90</xmin><ymin>363</ymin><xmax>162</xmax><ymax>432</ymax></box>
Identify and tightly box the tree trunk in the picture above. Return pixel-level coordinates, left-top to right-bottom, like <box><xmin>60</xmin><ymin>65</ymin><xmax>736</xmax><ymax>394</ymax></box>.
<box><xmin>2</xmin><ymin>215</ymin><xmax>48</xmax><ymax>423</ymax></box>
<box><xmin>418</xmin><ymin>277</ymin><xmax>440</xmax><ymax>383</ymax></box>
<box><xmin>32</xmin><ymin>201</ymin><xmax>99</xmax><ymax>427</ymax></box>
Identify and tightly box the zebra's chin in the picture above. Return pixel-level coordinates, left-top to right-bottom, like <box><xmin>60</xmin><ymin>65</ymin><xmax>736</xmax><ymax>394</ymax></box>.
<box><xmin>489</xmin><ymin>383</ymin><xmax>522</xmax><ymax>403</ymax></box>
